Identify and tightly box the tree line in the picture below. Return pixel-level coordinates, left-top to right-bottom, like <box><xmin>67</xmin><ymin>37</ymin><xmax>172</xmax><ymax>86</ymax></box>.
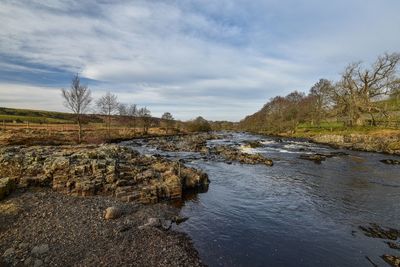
<box><xmin>239</xmin><ymin>52</ymin><xmax>400</xmax><ymax>133</ymax></box>
<box><xmin>61</xmin><ymin>74</ymin><xmax>175</xmax><ymax>142</ymax></box>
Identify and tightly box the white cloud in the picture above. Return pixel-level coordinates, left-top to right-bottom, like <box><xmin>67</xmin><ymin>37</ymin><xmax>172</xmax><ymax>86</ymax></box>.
<box><xmin>0</xmin><ymin>83</ymin><xmax>65</xmax><ymax>112</ymax></box>
<box><xmin>0</xmin><ymin>0</ymin><xmax>399</xmax><ymax>120</ymax></box>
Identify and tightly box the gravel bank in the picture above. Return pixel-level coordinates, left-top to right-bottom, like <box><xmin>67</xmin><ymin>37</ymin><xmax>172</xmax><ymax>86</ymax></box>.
<box><xmin>0</xmin><ymin>188</ymin><xmax>204</xmax><ymax>267</ymax></box>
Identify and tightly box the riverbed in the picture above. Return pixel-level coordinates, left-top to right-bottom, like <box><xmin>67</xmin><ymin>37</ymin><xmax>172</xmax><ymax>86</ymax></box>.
<box><xmin>126</xmin><ymin>132</ymin><xmax>400</xmax><ymax>267</ymax></box>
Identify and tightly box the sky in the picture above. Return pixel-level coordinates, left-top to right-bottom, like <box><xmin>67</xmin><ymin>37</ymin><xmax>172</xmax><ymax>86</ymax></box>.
<box><xmin>0</xmin><ymin>0</ymin><xmax>400</xmax><ymax>121</ymax></box>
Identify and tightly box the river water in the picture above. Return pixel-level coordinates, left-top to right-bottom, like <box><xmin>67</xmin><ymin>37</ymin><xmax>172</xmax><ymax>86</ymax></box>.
<box><xmin>127</xmin><ymin>132</ymin><xmax>400</xmax><ymax>267</ymax></box>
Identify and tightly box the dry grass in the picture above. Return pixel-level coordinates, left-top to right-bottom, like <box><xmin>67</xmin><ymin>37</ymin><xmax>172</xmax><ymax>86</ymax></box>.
<box><xmin>0</xmin><ymin>124</ymin><xmax>180</xmax><ymax>146</ymax></box>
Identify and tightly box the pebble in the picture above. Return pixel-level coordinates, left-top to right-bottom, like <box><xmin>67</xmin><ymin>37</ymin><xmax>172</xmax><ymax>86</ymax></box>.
<box><xmin>34</xmin><ymin>259</ymin><xmax>44</xmax><ymax>267</ymax></box>
<box><xmin>138</xmin><ymin>217</ymin><xmax>160</xmax><ymax>229</ymax></box>
<box><xmin>24</xmin><ymin>257</ymin><xmax>33</xmax><ymax>266</ymax></box>
<box><xmin>3</xmin><ymin>247</ymin><xmax>15</xmax><ymax>258</ymax></box>
<box><xmin>31</xmin><ymin>244</ymin><xmax>49</xmax><ymax>255</ymax></box>
<box><xmin>19</xmin><ymin>242</ymin><xmax>29</xmax><ymax>250</ymax></box>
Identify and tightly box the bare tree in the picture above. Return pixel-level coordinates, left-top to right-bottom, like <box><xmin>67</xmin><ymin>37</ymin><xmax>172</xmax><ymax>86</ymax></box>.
<box><xmin>333</xmin><ymin>53</ymin><xmax>400</xmax><ymax>126</ymax></box>
<box><xmin>309</xmin><ymin>79</ymin><xmax>335</xmax><ymax>126</ymax></box>
<box><xmin>61</xmin><ymin>74</ymin><xmax>92</xmax><ymax>143</ymax></box>
<box><xmin>138</xmin><ymin>107</ymin><xmax>151</xmax><ymax>134</ymax></box>
<box><xmin>128</xmin><ymin>104</ymin><xmax>138</xmax><ymax>131</ymax></box>
<box><xmin>161</xmin><ymin>112</ymin><xmax>175</xmax><ymax>133</ymax></box>
<box><xmin>96</xmin><ymin>92</ymin><xmax>119</xmax><ymax>135</ymax></box>
<box><xmin>118</xmin><ymin>103</ymin><xmax>128</xmax><ymax>116</ymax></box>
<box><xmin>128</xmin><ymin>104</ymin><xmax>138</xmax><ymax>116</ymax></box>
<box><xmin>390</xmin><ymin>80</ymin><xmax>400</xmax><ymax>105</ymax></box>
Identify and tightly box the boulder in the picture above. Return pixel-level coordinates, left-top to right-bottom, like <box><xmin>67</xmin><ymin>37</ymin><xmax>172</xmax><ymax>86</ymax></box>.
<box><xmin>380</xmin><ymin>159</ymin><xmax>400</xmax><ymax>165</ymax></box>
<box><xmin>381</xmin><ymin>254</ymin><xmax>400</xmax><ymax>267</ymax></box>
<box><xmin>299</xmin><ymin>154</ymin><xmax>326</xmax><ymax>164</ymax></box>
<box><xmin>243</xmin><ymin>140</ymin><xmax>264</xmax><ymax>148</ymax></box>
<box><xmin>104</xmin><ymin>207</ymin><xmax>121</xmax><ymax>220</ymax></box>
<box><xmin>211</xmin><ymin>146</ymin><xmax>273</xmax><ymax>166</ymax></box>
<box><xmin>387</xmin><ymin>241</ymin><xmax>400</xmax><ymax>250</ymax></box>
<box><xmin>359</xmin><ymin>224</ymin><xmax>400</xmax><ymax>240</ymax></box>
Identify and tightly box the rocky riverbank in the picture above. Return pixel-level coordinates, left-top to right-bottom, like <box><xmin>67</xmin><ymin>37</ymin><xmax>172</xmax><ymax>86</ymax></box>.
<box><xmin>0</xmin><ymin>188</ymin><xmax>204</xmax><ymax>266</ymax></box>
<box><xmin>0</xmin><ymin>143</ymin><xmax>209</xmax><ymax>266</ymax></box>
<box><xmin>304</xmin><ymin>133</ymin><xmax>400</xmax><ymax>155</ymax></box>
<box><xmin>359</xmin><ymin>223</ymin><xmax>400</xmax><ymax>267</ymax></box>
<box><xmin>0</xmin><ymin>144</ymin><xmax>209</xmax><ymax>203</ymax></box>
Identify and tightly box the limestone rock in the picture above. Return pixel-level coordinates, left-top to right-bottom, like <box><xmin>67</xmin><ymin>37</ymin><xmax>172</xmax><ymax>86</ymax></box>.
<box><xmin>381</xmin><ymin>159</ymin><xmax>400</xmax><ymax>165</ymax></box>
<box><xmin>0</xmin><ymin>144</ymin><xmax>209</xmax><ymax>204</ymax></box>
<box><xmin>104</xmin><ymin>207</ymin><xmax>121</xmax><ymax>220</ymax></box>
<box><xmin>382</xmin><ymin>254</ymin><xmax>400</xmax><ymax>267</ymax></box>
<box><xmin>211</xmin><ymin>145</ymin><xmax>273</xmax><ymax>166</ymax></box>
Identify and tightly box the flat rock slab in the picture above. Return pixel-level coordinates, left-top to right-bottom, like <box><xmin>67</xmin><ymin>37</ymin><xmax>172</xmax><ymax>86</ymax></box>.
<box><xmin>0</xmin><ymin>144</ymin><xmax>209</xmax><ymax>204</ymax></box>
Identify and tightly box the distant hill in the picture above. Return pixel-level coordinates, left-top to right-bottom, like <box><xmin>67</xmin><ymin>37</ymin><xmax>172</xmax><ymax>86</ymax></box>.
<box><xmin>0</xmin><ymin>107</ymin><xmax>101</xmax><ymax>124</ymax></box>
<box><xmin>0</xmin><ymin>107</ymin><xmax>167</xmax><ymax>126</ymax></box>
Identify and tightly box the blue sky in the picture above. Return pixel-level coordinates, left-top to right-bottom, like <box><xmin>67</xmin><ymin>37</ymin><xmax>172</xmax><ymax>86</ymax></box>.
<box><xmin>1</xmin><ymin>0</ymin><xmax>400</xmax><ymax>121</ymax></box>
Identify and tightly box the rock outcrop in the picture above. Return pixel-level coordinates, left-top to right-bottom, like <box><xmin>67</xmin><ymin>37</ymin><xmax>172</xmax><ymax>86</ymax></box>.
<box><xmin>359</xmin><ymin>224</ymin><xmax>400</xmax><ymax>240</ymax></box>
<box><xmin>299</xmin><ymin>152</ymin><xmax>349</xmax><ymax>164</ymax></box>
<box><xmin>311</xmin><ymin>133</ymin><xmax>400</xmax><ymax>155</ymax></box>
<box><xmin>382</xmin><ymin>254</ymin><xmax>400</xmax><ymax>267</ymax></box>
<box><xmin>146</xmin><ymin>133</ymin><xmax>222</xmax><ymax>152</ymax></box>
<box><xmin>242</xmin><ymin>140</ymin><xmax>264</xmax><ymax>148</ymax></box>
<box><xmin>0</xmin><ymin>144</ymin><xmax>209</xmax><ymax>204</ymax></box>
<box><xmin>208</xmin><ymin>146</ymin><xmax>273</xmax><ymax>166</ymax></box>
<box><xmin>380</xmin><ymin>159</ymin><xmax>400</xmax><ymax>165</ymax></box>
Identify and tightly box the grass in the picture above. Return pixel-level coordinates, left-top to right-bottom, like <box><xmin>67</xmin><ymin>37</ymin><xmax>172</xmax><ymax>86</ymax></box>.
<box><xmin>294</xmin><ymin>120</ymin><xmax>400</xmax><ymax>139</ymax></box>
<box><xmin>0</xmin><ymin>107</ymin><xmax>102</xmax><ymax>124</ymax></box>
<box><xmin>0</xmin><ymin>114</ymin><xmax>73</xmax><ymax>124</ymax></box>
<box><xmin>375</xmin><ymin>97</ymin><xmax>400</xmax><ymax>112</ymax></box>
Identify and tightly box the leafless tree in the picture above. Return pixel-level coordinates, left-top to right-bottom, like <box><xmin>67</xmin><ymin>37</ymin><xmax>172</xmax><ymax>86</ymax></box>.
<box><xmin>333</xmin><ymin>53</ymin><xmax>400</xmax><ymax>126</ymax></box>
<box><xmin>137</xmin><ymin>107</ymin><xmax>151</xmax><ymax>134</ymax></box>
<box><xmin>128</xmin><ymin>104</ymin><xmax>137</xmax><ymax>117</ymax></box>
<box><xmin>309</xmin><ymin>79</ymin><xmax>335</xmax><ymax>126</ymax></box>
<box><xmin>128</xmin><ymin>104</ymin><xmax>138</xmax><ymax>131</ymax></box>
<box><xmin>96</xmin><ymin>92</ymin><xmax>119</xmax><ymax>135</ymax></box>
<box><xmin>118</xmin><ymin>103</ymin><xmax>128</xmax><ymax>116</ymax></box>
<box><xmin>61</xmin><ymin>74</ymin><xmax>92</xmax><ymax>143</ymax></box>
<box><xmin>161</xmin><ymin>112</ymin><xmax>175</xmax><ymax>133</ymax></box>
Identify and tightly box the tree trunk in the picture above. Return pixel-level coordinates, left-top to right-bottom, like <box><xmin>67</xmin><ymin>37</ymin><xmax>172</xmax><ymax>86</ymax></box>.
<box><xmin>77</xmin><ymin>116</ymin><xmax>82</xmax><ymax>143</ymax></box>
<box><xmin>108</xmin><ymin>115</ymin><xmax>111</xmax><ymax>138</ymax></box>
<box><xmin>78</xmin><ymin>121</ymin><xmax>82</xmax><ymax>143</ymax></box>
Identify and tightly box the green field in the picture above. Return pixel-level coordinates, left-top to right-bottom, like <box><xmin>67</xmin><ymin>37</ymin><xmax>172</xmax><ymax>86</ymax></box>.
<box><xmin>0</xmin><ymin>114</ymin><xmax>73</xmax><ymax>124</ymax></box>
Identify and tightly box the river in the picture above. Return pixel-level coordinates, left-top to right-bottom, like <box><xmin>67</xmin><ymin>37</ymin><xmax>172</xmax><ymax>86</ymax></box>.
<box><xmin>126</xmin><ymin>132</ymin><xmax>400</xmax><ymax>267</ymax></box>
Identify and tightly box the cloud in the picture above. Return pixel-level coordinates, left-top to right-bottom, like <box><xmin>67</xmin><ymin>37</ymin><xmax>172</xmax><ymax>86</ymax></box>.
<box><xmin>0</xmin><ymin>0</ymin><xmax>399</xmax><ymax>120</ymax></box>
